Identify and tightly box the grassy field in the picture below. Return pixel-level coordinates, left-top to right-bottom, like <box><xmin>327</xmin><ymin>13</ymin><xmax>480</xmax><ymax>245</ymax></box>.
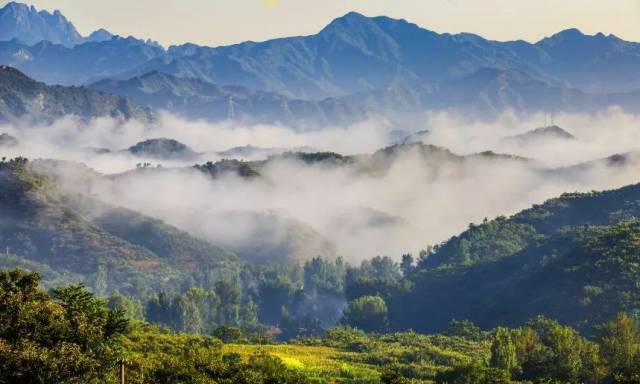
<box><xmin>222</xmin><ymin>343</ymin><xmax>381</xmax><ymax>383</ymax></box>
<box><xmin>118</xmin><ymin>325</ymin><xmax>491</xmax><ymax>383</ymax></box>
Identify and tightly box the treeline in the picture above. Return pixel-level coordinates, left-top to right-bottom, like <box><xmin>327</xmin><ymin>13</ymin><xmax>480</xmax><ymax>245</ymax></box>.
<box><xmin>99</xmin><ymin>255</ymin><xmax>416</xmax><ymax>339</ymax></box>
<box><xmin>104</xmin><ymin>257</ymin><xmax>349</xmax><ymax>338</ymax></box>
<box><xmin>2</xmin><ymin>268</ymin><xmax>640</xmax><ymax>384</ymax></box>
<box><xmin>0</xmin><ymin>268</ymin><xmax>314</xmax><ymax>384</ymax></box>
<box><xmin>438</xmin><ymin>314</ymin><xmax>640</xmax><ymax>383</ymax></box>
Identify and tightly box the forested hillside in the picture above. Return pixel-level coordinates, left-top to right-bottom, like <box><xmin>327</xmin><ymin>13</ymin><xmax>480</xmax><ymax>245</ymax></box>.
<box><xmin>378</xmin><ymin>184</ymin><xmax>640</xmax><ymax>333</ymax></box>
<box><xmin>0</xmin><ymin>158</ymin><xmax>236</xmax><ymax>296</ymax></box>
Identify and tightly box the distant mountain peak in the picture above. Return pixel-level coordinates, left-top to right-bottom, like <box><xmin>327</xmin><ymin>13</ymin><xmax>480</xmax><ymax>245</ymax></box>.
<box><xmin>506</xmin><ymin>125</ymin><xmax>576</xmax><ymax>144</ymax></box>
<box><xmin>537</xmin><ymin>27</ymin><xmax>621</xmax><ymax>46</ymax></box>
<box><xmin>319</xmin><ymin>11</ymin><xmax>377</xmax><ymax>34</ymax></box>
<box><xmin>87</xmin><ymin>28</ymin><xmax>114</xmax><ymax>43</ymax></box>
<box><xmin>0</xmin><ymin>1</ymin><xmax>84</xmax><ymax>47</ymax></box>
<box><xmin>554</xmin><ymin>28</ymin><xmax>585</xmax><ymax>37</ymax></box>
<box><xmin>337</xmin><ymin>11</ymin><xmax>369</xmax><ymax>21</ymax></box>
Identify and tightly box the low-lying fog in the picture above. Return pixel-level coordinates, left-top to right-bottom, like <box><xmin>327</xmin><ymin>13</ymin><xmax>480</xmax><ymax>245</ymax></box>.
<box><xmin>2</xmin><ymin>107</ymin><xmax>640</xmax><ymax>262</ymax></box>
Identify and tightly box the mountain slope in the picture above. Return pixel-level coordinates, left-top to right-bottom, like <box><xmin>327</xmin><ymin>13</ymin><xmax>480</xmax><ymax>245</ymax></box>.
<box><xmin>0</xmin><ymin>36</ymin><xmax>165</xmax><ymax>86</ymax></box>
<box><xmin>534</xmin><ymin>28</ymin><xmax>640</xmax><ymax>93</ymax></box>
<box><xmin>0</xmin><ymin>158</ymin><xmax>236</xmax><ymax>295</ymax></box>
<box><xmin>1</xmin><ymin>5</ymin><xmax>638</xmax><ymax>99</ymax></box>
<box><xmin>1</xmin><ymin>5</ymin><xmax>638</xmax><ymax>119</ymax></box>
<box><xmin>131</xmin><ymin>12</ymin><xmax>640</xmax><ymax>98</ymax></box>
<box><xmin>127</xmin><ymin>12</ymin><xmax>529</xmax><ymax>99</ymax></box>
<box><xmin>88</xmin><ymin>71</ymin><xmax>365</xmax><ymax>125</ymax></box>
<box><xmin>0</xmin><ymin>65</ymin><xmax>154</xmax><ymax>123</ymax></box>
<box><xmin>93</xmin><ymin>66</ymin><xmax>640</xmax><ymax>123</ymax></box>
<box><xmin>385</xmin><ymin>182</ymin><xmax>640</xmax><ymax>333</ymax></box>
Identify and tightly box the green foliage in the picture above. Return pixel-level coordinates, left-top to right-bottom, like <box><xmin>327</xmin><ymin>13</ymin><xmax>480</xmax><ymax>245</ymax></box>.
<box><xmin>107</xmin><ymin>294</ymin><xmax>145</xmax><ymax>321</ymax></box>
<box><xmin>0</xmin><ymin>269</ymin><xmax>128</xmax><ymax>384</ymax></box>
<box><xmin>213</xmin><ymin>326</ymin><xmax>248</xmax><ymax>343</ymax></box>
<box><xmin>426</xmin><ymin>216</ymin><xmax>539</xmax><ymax>267</ymax></box>
<box><xmin>0</xmin><ymin>159</ymin><xmax>237</xmax><ymax>298</ymax></box>
<box><xmin>386</xmin><ymin>187</ymin><xmax>640</xmax><ymax>333</ymax></box>
<box><xmin>2</xmin><ymin>270</ymin><xmax>639</xmax><ymax>384</ymax></box>
<box><xmin>490</xmin><ymin>327</ymin><xmax>517</xmax><ymax>373</ymax></box>
<box><xmin>511</xmin><ymin>317</ymin><xmax>604</xmax><ymax>383</ymax></box>
<box><xmin>342</xmin><ymin>295</ymin><xmax>389</xmax><ymax>333</ymax></box>
<box><xmin>435</xmin><ymin>364</ymin><xmax>513</xmax><ymax>384</ymax></box>
<box><xmin>446</xmin><ymin>320</ymin><xmax>485</xmax><ymax>341</ymax></box>
<box><xmin>595</xmin><ymin>313</ymin><xmax>640</xmax><ymax>382</ymax></box>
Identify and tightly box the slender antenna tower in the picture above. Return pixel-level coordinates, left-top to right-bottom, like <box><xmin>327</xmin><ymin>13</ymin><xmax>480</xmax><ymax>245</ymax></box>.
<box><xmin>227</xmin><ymin>95</ymin><xmax>235</xmax><ymax>120</ymax></box>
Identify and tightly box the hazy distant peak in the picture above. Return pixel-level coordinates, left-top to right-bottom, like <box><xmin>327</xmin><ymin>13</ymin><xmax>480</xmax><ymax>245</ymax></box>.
<box><xmin>318</xmin><ymin>11</ymin><xmax>381</xmax><ymax>36</ymax></box>
<box><xmin>507</xmin><ymin>125</ymin><xmax>576</xmax><ymax>144</ymax></box>
<box><xmin>0</xmin><ymin>1</ymin><xmax>84</xmax><ymax>47</ymax></box>
<box><xmin>87</xmin><ymin>28</ymin><xmax>114</xmax><ymax>43</ymax></box>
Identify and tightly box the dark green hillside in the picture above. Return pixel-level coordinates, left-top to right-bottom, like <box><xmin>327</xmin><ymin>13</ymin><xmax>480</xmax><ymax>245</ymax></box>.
<box><xmin>377</xmin><ymin>183</ymin><xmax>640</xmax><ymax>333</ymax></box>
<box><xmin>425</xmin><ymin>183</ymin><xmax>640</xmax><ymax>267</ymax></box>
<box><xmin>0</xmin><ymin>158</ymin><xmax>236</xmax><ymax>295</ymax></box>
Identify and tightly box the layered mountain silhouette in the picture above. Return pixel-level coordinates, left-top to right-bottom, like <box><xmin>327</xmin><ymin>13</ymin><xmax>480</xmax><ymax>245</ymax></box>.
<box><xmin>1</xmin><ymin>3</ymin><xmax>639</xmax><ymax>122</ymax></box>
<box><xmin>89</xmin><ymin>71</ymin><xmax>365</xmax><ymax>125</ymax></box>
<box><xmin>0</xmin><ymin>36</ymin><xmax>164</xmax><ymax>86</ymax></box>
<box><xmin>88</xmin><ymin>67</ymin><xmax>640</xmax><ymax>124</ymax></box>
<box><xmin>1</xmin><ymin>5</ymin><xmax>639</xmax><ymax>97</ymax></box>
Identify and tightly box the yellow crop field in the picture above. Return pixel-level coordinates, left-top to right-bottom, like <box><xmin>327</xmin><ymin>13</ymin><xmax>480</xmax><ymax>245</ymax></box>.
<box><xmin>221</xmin><ymin>343</ymin><xmax>381</xmax><ymax>383</ymax></box>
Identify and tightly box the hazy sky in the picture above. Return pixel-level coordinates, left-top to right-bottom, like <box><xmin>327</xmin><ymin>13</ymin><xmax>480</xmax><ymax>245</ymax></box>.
<box><xmin>5</xmin><ymin>0</ymin><xmax>640</xmax><ymax>47</ymax></box>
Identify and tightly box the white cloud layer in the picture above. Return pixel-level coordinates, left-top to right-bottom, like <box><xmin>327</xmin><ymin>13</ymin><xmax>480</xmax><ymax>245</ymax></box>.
<box><xmin>3</xmin><ymin>108</ymin><xmax>640</xmax><ymax>262</ymax></box>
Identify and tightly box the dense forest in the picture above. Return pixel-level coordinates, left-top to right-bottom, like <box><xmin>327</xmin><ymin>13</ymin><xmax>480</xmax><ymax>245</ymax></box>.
<box><xmin>2</xmin><ymin>268</ymin><xmax>640</xmax><ymax>383</ymax></box>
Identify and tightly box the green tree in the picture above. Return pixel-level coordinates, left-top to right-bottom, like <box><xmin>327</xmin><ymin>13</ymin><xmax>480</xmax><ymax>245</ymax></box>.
<box><xmin>342</xmin><ymin>295</ymin><xmax>389</xmax><ymax>333</ymax></box>
<box><xmin>0</xmin><ymin>269</ymin><xmax>128</xmax><ymax>384</ymax></box>
<box><xmin>490</xmin><ymin>327</ymin><xmax>518</xmax><ymax>373</ymax></box>
<box><xmin>107</xmin><ymin>294</ymin><xmax>145</xmax><ymax>321</ymax></box>
<box><xmin>436</xmin><ymin>364</ymin><xmax>512</xmax><ymax>384</ymax></box>
<box><xmin>242</xmin><ymin>296</ymin><xmax>259</xmax><ymax>327</ymax></box>
<box><xmin>596</xmin><ymin>312</ymin><xmax>640</xmax><ymax>382</ymax></box>
<box><xmin>215</xmin><ymin>280</ymin><xmax>241</xmax><ymax>326</ymax></box>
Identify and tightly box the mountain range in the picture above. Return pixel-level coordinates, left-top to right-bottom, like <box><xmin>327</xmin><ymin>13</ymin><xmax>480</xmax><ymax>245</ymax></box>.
<box><xmin>0</xmin><ymin>65</ymin><xmax>153</xmax><ymax>123</ymax></box>
<box><xmin>0</xmin><ymin>2</ymin><xmax>638</xmax><ymax>123</ymax></box>
<box><xmin>0</xmin><ymin>1</ymin><xmax>114</xmax><ymax>47</ymax></box>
